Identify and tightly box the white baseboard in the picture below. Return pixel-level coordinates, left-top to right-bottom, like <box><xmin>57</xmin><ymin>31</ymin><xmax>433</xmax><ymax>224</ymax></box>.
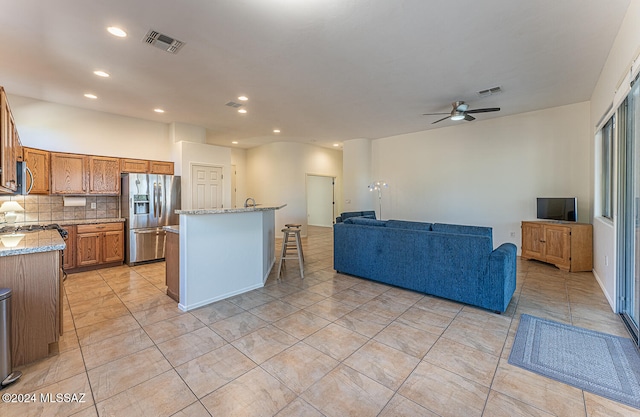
<box><xmin>592</xmin><ymin>268</ymin><xmax>616</xmax><ymax>313</ymax></box>
<box><xmin>180</xmin><ymin>282</ymin><xmax>265</xmax><ymax>312</ymax></box>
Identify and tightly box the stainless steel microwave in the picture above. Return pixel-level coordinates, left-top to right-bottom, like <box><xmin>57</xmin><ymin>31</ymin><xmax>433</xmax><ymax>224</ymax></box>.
<box><xmin>15</xmin><ymin>161</ymin><xmax>33</xmax><ymax>195</ymax></box>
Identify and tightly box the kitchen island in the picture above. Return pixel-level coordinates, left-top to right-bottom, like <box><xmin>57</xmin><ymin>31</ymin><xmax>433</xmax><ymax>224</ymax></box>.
<box><xmin>175</xmin><ymin>204</ymin><xmax>285</xmax><ymax>311</ymax></box>
<box><xmin>0</xmin><ymin>230</ymin><xmax>65</xmax><ymax>367</ymax></box>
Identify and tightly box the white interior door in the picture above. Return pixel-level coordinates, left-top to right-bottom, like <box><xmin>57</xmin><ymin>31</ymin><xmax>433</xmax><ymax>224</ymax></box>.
<box><xmin>307</xmin><ymin>175</ymin><xmax>335</xmax><ymax>227</ymax></box>
<box><xmin>231</xmin><ymin>164</ymin><xmax>237</xmax><ymax>208</ymax></box>
<box><xmin>191</xmin><ymin>164</ymin><xmax>223</xmax><ymax>209</ymax></box>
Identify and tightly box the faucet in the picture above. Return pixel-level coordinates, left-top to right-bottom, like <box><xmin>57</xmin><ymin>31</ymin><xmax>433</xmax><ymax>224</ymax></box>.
<box><xmin>244</xmin><ymin>197</ymin><xmax>256</xmax><ymax>208</ymax></box>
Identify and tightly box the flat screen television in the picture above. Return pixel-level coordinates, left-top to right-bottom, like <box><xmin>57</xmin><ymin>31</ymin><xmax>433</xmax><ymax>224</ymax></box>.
<box><xmin>536</xmin><ymin>197</ymin><xmax>577</xmax><ymax>222</ymax></box>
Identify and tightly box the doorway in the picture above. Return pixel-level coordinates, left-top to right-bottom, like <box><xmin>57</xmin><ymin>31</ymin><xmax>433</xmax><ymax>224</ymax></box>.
<box><xmin>618</xmin><ymin>77</ymin><xmax>640</xmax><ymax>347</ymax></box>
<box><xmin>191</xmin><ymin>164</ymin><xmax>223</xmax><ymax>209</ymax></box>
<box><xmin>307</xmin><ymin>175</ymin><xmax>335</xmax><ymax>227</ymax></box>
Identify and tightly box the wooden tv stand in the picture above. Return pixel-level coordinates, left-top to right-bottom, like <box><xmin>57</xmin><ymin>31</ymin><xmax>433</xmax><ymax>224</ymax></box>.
<box><xmin>521</xmin><ymin>221</ymin><xmax>593</xmax><ymax>272</ymax></box>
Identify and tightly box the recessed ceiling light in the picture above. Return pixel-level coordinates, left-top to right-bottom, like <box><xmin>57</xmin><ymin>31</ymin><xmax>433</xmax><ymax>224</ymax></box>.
<box><xmin>273</xmin><ymin>129</ymin><xmax>281</xmax><ymax>133</ymax></box>
<box><xmin>238</xmin><ymin>96</ymin><xmax>248</xmax><ymax>101</ymax></box>
<box><xmin>107</xmin><ymin>26</ymin><xmax>127</xmax><ymax>38</ymax></box>
<box><xmin>154</xmin><ymin>108</ymin><xmax>165</xmax><ymax>113</ymax></box>
<box><xmin>93</xmin><ymin>70</ymin><xmax>110</xmax><ymax>78</ymax></box>
<box><xmin>84</xmin><ymin>93</ymin><xmax>98</xmax><ymax>99</ymax></box>
<box><xmin>238</xmin><ymin>109</ymin><xmax>247</xmax><ymax>114</ymax></box>
<box><xmin>333</xmin><ymin>143</ymin><xmax>340</xmax><ymax>147</ymax></box>
<box><xmin>232</xmin><ymin>141</ymin><xmax>239</xmax><ymax>144</ymax></box>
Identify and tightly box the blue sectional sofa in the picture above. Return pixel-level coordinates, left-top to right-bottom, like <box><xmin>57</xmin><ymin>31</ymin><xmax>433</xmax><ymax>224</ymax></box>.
<box><xmin>335</xmin><ymin>210</ymin><xmax>377</xmax><ymax>223</ymax></box>
<box><xmin>333</xmin><ymin>217</ymin><xmax>517</xmax><ymax>313</ymax></box>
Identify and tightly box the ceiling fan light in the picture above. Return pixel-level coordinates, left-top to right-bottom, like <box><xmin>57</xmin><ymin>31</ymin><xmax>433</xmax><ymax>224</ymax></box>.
<box><xmin>450</xmin><ymin>112</ymin><xmax>465</xmax><ymax>121</ymax></box>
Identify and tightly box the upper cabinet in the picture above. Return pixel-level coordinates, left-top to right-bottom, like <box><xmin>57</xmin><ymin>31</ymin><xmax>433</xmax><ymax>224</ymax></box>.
<box><xmin>121</xmin><ymin>158</ymin><xmax>150</xmax><ymax>173</ymax></box>
<box><xmin>121</xmin><ymin>158</ymin><xmax>174</xmax><ymax>175</ymax></box>
<box><xmin>89</xmin><ymin>156</ymin><xmax>120</xmax><ymax>194</ymax></box>
<box><xmin>0</xmin><ymin>87</ymin><xmax>22</xmax><ymax>193</ymax></box>
<box><xmin>150</xmin><ymin>160</ymin><xmax>174</xmax><ymax>175</ymax></box>
<box><xmin>23</xmin><ymin>147</ymin><xmax>50</xmax><ymax>194</ymax></box>
<box><xmin>51</xmin><ymin>152</ymin><xmax>121</xmax><ymax>195</ymax></box>
<box><xmin>50</xmin><ymin>152</ymin><xmax>89</xmax><ymax>195</ymax></box>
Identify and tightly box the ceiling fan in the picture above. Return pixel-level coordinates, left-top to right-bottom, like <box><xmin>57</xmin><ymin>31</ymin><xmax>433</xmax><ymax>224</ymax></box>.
<box><xmin>423</xmin><ymin>101</ymin><xmax>500</xmax><ymax>124</ymax></box>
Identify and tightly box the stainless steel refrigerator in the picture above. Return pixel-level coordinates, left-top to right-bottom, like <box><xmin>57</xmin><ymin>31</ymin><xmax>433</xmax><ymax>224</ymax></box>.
<box><xmin>121</xmin><ymin>173</ymin><xmax>181</xmax><ymax>265</ymax></box>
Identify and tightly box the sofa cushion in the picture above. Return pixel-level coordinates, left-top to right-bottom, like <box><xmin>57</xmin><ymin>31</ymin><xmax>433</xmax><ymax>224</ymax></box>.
<box><xmin>360</xmin><ymin>210</ymin><xmax>376</xmax><ymax>219</ymax></box>
<box><xmin>433</xmin><ymin>222</ymin><xmax>492</xmax><ymax>240</ymax></box>
<box><xmin>340</xmin><ymin>211</ymin><xmax>376</xmax><ymax>221</ymax></box>
<box><xmin>386</xmin><ymin>219</ymin><xmax>432</xmax><ymax>231</ymax></box>
<box><xmin>344</xmin><ymin>217</ymin><xmax>387</xmax><ymax>227</ymax></box>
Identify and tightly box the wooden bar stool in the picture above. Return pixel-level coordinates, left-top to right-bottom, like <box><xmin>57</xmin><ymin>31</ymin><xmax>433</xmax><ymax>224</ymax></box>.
<box><xmin>284</xmin><ymin>223</ymin><xmax>303</xmax><ymax>260</ymax></box>
<box><xmin>277</xmin><ymin>227</ymin><xmax>304</xmax><ymax>279</ymax></box>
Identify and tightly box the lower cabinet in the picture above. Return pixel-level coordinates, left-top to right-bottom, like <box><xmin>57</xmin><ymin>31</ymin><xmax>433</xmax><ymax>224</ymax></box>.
<box><xmin>521</xmin><ymin>221</ymin><xmax>593</xmax><ymax>272</ymax></box>
<box><xmin>0</xmin><ymin>250</ymin><xmax>60</xmax><ymax>367</ymax></box>
<box><xmin>76</xmin><ymin>222</ymin><xmax>124</xmax><ymax>268</ymax></box>
<box><xmin>61</xmin><ymin>225</ymin><xmax>75</xmax><ymax>270</ymax></box>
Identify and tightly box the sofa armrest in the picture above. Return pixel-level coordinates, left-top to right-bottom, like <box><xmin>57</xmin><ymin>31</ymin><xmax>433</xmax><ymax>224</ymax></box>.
<box><xmin>485</xmin><ymin>243</ymin><xmax>517</xmax><ymax>312</ymax></box>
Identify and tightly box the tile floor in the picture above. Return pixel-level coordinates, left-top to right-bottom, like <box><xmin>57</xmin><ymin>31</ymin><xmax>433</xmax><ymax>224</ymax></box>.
<box><xmin>1</xmin><ymin>226</ymin><xmax>638</xmax><ymax>416</ymax></box>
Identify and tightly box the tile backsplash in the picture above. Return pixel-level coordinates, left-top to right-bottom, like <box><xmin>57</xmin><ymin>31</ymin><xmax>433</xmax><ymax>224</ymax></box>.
<box><xmin>0</xmin><ymin>195</ymin><xmax>120</xmax><ymax>224</ymax></box>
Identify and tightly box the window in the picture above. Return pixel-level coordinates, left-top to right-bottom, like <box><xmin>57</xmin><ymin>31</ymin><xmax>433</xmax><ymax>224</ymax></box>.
<box><xmin>600</xmin><ymin>116</ymin><xmax>614</xmax><ymax>219</ymax></box>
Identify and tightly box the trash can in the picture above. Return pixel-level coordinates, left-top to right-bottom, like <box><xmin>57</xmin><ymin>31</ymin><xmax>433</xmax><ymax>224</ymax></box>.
<box><xmin>0</xmin><ymin>288</ymin><xmax>21</xmax><ymax>387</ymax></box>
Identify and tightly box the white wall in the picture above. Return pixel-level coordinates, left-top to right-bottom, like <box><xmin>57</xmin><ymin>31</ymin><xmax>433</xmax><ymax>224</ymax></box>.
<box><xmin>9</xmin><ymin>95</ymin><xmax>173</xmax><ymax>160</ymax></box>
<box><xmin>230</xmin><ymin>148</ymin><xmax>247</xmax><ymax>209</ymax></box>
<box><xmin>589</xmin><ymin>0</ymin><xmax>640</xmax><ymax>311</ymax></box>
<box><xmin>365</xmin><ymin>102</ymin><xmax>591</xmax><ymax>251</ymax></box>
<box><xmin>343</xmin><ymin>138</ymin><xmax>373</xmax><ymax>212</ymax></box>
<box><xmin>9</xmin><ymin>96</ymin><xmax>235</xmax><ymax>213</ymax></box>
<box><xmin>177</xmin><ymin>141</ymin><xmax>232</xmax><ymax>210</ymax></box>
<box><xmin>246</xmin><ymin>142</ymin><xmax>343</xmax><ymax>236</ymax></box>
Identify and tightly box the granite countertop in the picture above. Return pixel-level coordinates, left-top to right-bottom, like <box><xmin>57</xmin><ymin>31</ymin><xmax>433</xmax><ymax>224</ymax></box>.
<box><xmin>59</xmin><ymin>218</ymin><xmax>125</xmax><ymax>226</ymax></box>
<box><xmin>0</xmin><ymin>218</ymin><xmax>124</xmax><ymax>257</ymax></box>
<box><xmin>0</xmin><ymin>230</ymin><xmax>66</xmax><ymax>257</ymax></box>
<box><xmin>176</xmin><ymin>204</ymin><xmax>286</xmax><ymax>215</ymax></box>
<box><xmin>163</xmin><ymin>225</ymin><xmax>179</xmax><ymax>234</ymax></box>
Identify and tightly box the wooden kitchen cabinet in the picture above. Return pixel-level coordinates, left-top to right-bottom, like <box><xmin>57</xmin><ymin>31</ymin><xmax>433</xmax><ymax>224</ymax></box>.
<box><xmin>76</xmin><ymin>231</ymin><xmax>100</xmax><ymax>266</ymax></box>
<box><xmin>103</xmin><ymin>228</ymin><xmax>125</xmax><ymax>262</ymax></box>
<box><xmin>76</xmin><ymin>222</ymin><xmax>124</xmax><ymax>267</ymax></box>
<box><xmin>0</xmin><ymin>86</ymin><xmax>22</xmax><ymax>193</ymax></box>
<box><xmin>0</xmin><ymin>250</ymin><xmax>61</xmax><ymax>367</ymax></box>
<box><xmin>150</xmin><ymin>160</ymin><xmax>174</xmax><ymax>175</ymax></box>
<box><xmin>89</xmin><ymin>155</ymin><xmax>120</xmax><ymax>194</ymax></box>
<box><xmin>51</xmin><ymin>153</ymin><xmax>120</xmax><ymax>195</ymax></box>
<box><xmin>51</xmin><ymin>152</ymin><xmax>88</xmax><ymax>194</ymax></box>
<box><xmin>121</xmin><ymin>158</ymin><xmax>150</xmax><ymax>173</ymax></box>
<box><xmin>23</xmin><ymin>147</ymin><xmax>50</xmax><ymax>194</ymax></box>
<box><xmin>521</xmin><ymin>221</ymin><xmax>593</xmax><ymax>272</ymax></box>
<box><xmin>61</xmin><ymin>225</ymin><xmax>75</xmax><ymax>270</ymax></box>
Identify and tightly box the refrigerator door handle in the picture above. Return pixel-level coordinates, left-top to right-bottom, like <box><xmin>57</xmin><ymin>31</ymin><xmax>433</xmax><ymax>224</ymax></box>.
<box><xmin>153</xmin><ymin>182</ymin><xmax>158</xmax><ymax>218</ymax></box>
<box><xmin>134</xmin><ymin>229</ymin><xmax>163</xmax><ymax>234</ymax></box>
<box><xmin>158</xmin><ymin>183</ymin><xmax>163</xmax><ymax>218</ymax></box>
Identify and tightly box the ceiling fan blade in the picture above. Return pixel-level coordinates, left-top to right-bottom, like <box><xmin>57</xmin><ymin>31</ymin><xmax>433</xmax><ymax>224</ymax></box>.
<box><xmin>431</xmin><ymin>116</ymin><xmax>451</xmax><ymax>124</ymax></box>
<box><xmin>422</xmin><ymin>112</ymin><xmax>450</xmax><ymax>116</ymax></box>
<box><xmin>464</xmin><ymin>114</ymin><xmax>476</xmax><ymax>121</ymax></box>
<box><xmin>466</xmin><ymin>107</ymin><xmax>500</xmax><ymax>114</ymax></box>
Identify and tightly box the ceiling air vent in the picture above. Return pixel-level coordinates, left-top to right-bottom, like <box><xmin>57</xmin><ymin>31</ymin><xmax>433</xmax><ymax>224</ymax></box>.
<box><xmin>225</xmin><ymin>101</ymin><xmax>243</xmax><ymax>108</ymax></box>
<box><xmin>143</xmin><ymin>30</ymin><xmax>185</xmax><ymax>54</ymax></box>
<box><xmin>477</xmin><ymin>86</ymin><xmax>502</xmax><ymax>98</ymax></box>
